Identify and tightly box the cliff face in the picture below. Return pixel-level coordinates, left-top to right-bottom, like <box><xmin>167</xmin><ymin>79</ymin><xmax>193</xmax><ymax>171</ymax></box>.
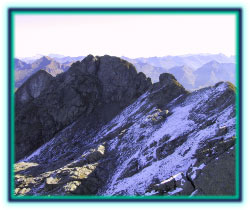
<box><xmin>14</xmin><ymin>55</ymin><xmax>236</xmax><ymax>197</ymax></box>
<box><xmin>15</xmin><ymin>55</ymin><xmax>152</xmax><ymax>161</ymax></box>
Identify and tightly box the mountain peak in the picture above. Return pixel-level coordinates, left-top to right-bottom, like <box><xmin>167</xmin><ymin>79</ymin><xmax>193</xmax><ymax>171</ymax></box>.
<box><xmin>14</xmin><ymin>59</ymin><xmax>236</xmax><ymax>196</ymax></box>
<box><xmin>206</xmin><ymin>60</ymin><xmax>220</xmax><ymax>66</ymax></box>
<box><xmin>15</xmin><ymin>55</ymin><xmax>152</xmax><ymax>161</ymax></box>
<box><xmin>159</xmin><ymin>73</ymin><xmax>177</xmax><ymax>84</ymax></box>
<box><xmin>31</xmin><ymin>56</ymin><xmax>52</xmax><ymax>67</ymax></box>
<box><xmin>148</xmin><ymin>73</ymin><xmax>188</xmax><ymax>108</ymax></box>
<box><xmin>14</xmin><ymin>58</ymin><xmax>30</xmax><ymax>70</ymax></box>
<box><xmin>40</xmin><ymin>56</ymin><xmax>52</xmax><ymax>61</ymax></box>
<box><xmin>32</xmin><ymin>69</ymin><xmax>52</xmax><ymax>77</ymax></box>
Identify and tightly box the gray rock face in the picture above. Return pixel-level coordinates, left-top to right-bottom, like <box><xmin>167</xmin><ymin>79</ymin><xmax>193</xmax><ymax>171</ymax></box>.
<box><xmin>15</xmin><ymin>70</ymin><xmax>54</xmax><ymax>105</ymax></box>
<box><xmin>15</xmin><ymin>55</ymin><xmax>152</xmax><ymax>161</ymax></box>
<box><xmin>192</xmin><ymin>148</ymin><xmax>235</xmax><ymax>195</ymax></box>
<box><xmin>149</xmin><ymin>73</ymin><xmax>188</xmax><ymax>108</ymax></box>
<box><xmin>76</xmin><ymin>54</ymin><xmax>152</xmax><ymax>105</ymax></box>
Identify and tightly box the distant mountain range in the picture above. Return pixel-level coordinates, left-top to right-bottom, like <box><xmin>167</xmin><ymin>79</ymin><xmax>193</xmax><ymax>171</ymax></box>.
<box><xmin>133</xmin><ymin>62</ymin><xmax>167</xmax><ymax>83</ymax></box>
<box><xmin>168</xmin><ymin>65</ymin><xmax>196</xmax><ymax>90</ymax></box>
<box><xmin>122</xmin><ymin>53</ymin><xmax>235</xmax><ymax>70</ymax></box>
<box><xmin>50</xmin><ymin>55</ymin><xmax>85</xmax><ymax>64</ymax></box>
<box><xmin>122</xmin><ymin>54</ymin><xmax>235</xmax><ymax>90</ymax></box>
<box><xmin>17</xmin><ymin>54</ymin><xmax>85</xmax><ymax>64</ymax></box>
<box><xmin>15</xmin><ymin>53</ymin><xmax>235</xmax><ymax>91</ymax></box>
<box><xmin>123</xmin><ymin>54</ymin><xmax>235</xmax><ymax>90</ymax></box>
<box><xmin>165</xmin><ymin>61</ymin><xmax>235</xmax><ymax>90</ymax></box>
<box><xmin>15</xmin><ymin>56</ymin><xmax>71</xmax><ymax>89</ymax></box>
<box><xmin>194</xmin><ymin>61</ymin><xmax>235</xmax><ymax>89</ymax></box>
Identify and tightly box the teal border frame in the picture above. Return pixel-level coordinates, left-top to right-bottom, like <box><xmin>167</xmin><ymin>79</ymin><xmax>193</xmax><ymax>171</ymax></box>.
<box><xmin>8</xmin><ymin>7</ymin><xmax>242</xmax><ymax>202</ymax></box>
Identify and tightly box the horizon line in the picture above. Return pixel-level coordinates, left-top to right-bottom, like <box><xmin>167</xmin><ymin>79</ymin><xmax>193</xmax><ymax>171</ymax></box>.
<box><xmin>16</xmin><ymin>52</ymin><xmax>236</xmax><ymax>60</ymax></box>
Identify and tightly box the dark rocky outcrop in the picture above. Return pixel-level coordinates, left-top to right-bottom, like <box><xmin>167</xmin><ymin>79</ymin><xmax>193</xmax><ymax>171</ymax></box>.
<box><xmin>192</xmin><ymin>147</ymin><xmax>235</xmax><ymax>195</ymax></box>
<box><xmin>149</xmin><ymin>73</ymin><xmax>188</xmax><ymax>108</ymax></box>
<box><xmin>15</xmin><ymin>70</ymin><xmax>54</xmax><ymax>106</ymax></box>
<box><xmin>15</xmin><ymin>55</ymin><xmax>152</xmax><ymax>161</ymax></box>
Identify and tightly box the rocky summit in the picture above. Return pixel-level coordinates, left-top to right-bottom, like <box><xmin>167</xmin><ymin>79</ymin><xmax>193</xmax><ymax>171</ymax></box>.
<box><xmin>14</xmin><ymin>55</ymin><xmax>236</xmax><ymax>197</ymax></box>
<box><xmin>15</xmin><ymin>55</ymin><xmax>152</xmax><ymax>161</ymax></box>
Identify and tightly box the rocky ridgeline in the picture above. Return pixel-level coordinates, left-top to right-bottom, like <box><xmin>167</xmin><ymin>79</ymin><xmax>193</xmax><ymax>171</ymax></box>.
<box><xmin>15</xmin><ymin>55</ymin><xmax>152</xmax><ymax>161</ymax></box>
<box><xmin>14</xmin><ymin>55</ymin><xmax>236</xmax><ymax>196</ymax></box>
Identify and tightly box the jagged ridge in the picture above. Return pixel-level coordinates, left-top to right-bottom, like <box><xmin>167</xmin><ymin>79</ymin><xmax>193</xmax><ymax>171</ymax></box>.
<box><xmin>15</xmin><ymin>55</ymin><xmax>152</xmax><ymax>161</ymax></box>
<box><xmin>14</xmin><ymin>55</ymin><xmax>236</xmax><ymax>197</ymax></box>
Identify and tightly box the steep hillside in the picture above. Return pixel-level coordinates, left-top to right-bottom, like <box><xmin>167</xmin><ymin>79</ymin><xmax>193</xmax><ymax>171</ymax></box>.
<box><xmin>14</xmin><ymin>55</ymin><xmax>236</xmax><ymax>197</ymax></box>
<box><xmin>15</xmin><ymin>55</ymin><xmax>151</xmax><ymax>161</ymax></box>
<box><xmin>15</xmin><ymin>82</ymin><xmax>235</xmax><ymax>196</ymax></box>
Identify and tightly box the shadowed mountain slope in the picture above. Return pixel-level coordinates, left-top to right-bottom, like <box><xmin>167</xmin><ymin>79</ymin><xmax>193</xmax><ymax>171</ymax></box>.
<box><xmin>15</xmin><ymin>55</ymin><xmax>152</xmax><ymax>161</ymax></box>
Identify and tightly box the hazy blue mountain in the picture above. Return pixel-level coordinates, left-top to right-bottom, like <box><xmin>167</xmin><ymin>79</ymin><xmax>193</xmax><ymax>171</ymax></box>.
<box><xmin>30</xmin><ymin>56</ymin><xmax>68</xmax><ymax>76</ymax></box>
<box><xmin>51</xmin><ymin>56</ymin><xmax>85</xmax><ymax>64</ymax></box>
<box><xmin>122</xmin><ymin>54</ymin><xmax>235</xmax><ymax>91</ymax></box>
<box><xmin>18</xmin><ymin>54</ymin><xmax>44</xmax><ymax>64</ymax></box>
<box><xmin>167</xmin><ymin>65</ymin><xmax>195</xmax><ymax>90</ymax></box>
<box><xmin>15</xmin><ymin>58</ymin><xmax>31</xmax><ymax>70</ymax></box>
<box><xmin>19</xmin><ymin>54</ymin><xmax>85</xmax><ymax>65</ymax></box>
<box><xmin>179</xmin><ymin>54</ymin><xmax>235</xmax><ymax>68</ymax></box>
<box><xmin>166</xmin><ymin>61</ymin><xmax>235</xmax><ymax>90</ymax></box>
<box><xmin>15</xmin><ymin>56</ymin><xmax>70</xmax><ymax>89</ymax></box>
<box><xmin>122</xmin><ymin>53</ymin><xmax>235</xmax><ymax>70</ymax></box>
<box><xmin>133</xmin><ymin>62</ymin><xmax>167</xmax><ymax>83</ymax></box>
<box><xmin>194</xmin><ymin>61</ymin><xmax>235</xmax><ymax>89</ymax></box>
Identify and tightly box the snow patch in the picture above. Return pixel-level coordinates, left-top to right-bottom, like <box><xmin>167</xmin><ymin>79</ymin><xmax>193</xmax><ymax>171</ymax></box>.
<box><xmin>168</xmin><ymin>187</ymin><xmax>183</xmax><ymax>195</ymax></box>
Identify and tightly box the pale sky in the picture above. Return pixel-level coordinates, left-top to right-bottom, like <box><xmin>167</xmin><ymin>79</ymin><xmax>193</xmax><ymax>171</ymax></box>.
<box><xmin>14</xmin><ymin>14</ymin><xmax>236</xmax><ymax>58</ymax></box>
